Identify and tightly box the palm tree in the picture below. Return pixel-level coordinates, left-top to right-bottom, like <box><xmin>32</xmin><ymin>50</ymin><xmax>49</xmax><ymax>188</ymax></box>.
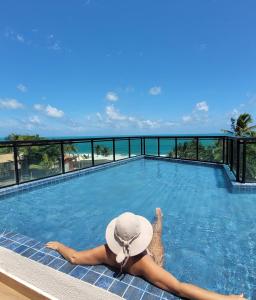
<box><xmin>222</xmin><ymin>113</ymin><xmax>256</xmax><ymax>137</ymax></box>
<box><xmin>95</xmin><ymin>145</ymin><xmax>102</xmax><ymax>156</ymax></box>
<box><xmin>101</xmin><ymin>147</ymin><xmax>110</xmax><ymax>157</ymax></box>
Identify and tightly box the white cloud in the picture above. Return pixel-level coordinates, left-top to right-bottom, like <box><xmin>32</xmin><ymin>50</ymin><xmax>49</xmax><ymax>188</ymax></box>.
<box><xmin>196</xmin><ymin>101</ymin><xmax>209</xmax><ymax>112</ymax></box>
<box><xmin>47</xmin><ymin>34</ymin><xmax>62</xmax><ymax>51</ymax></box>
<box><xmin>16</xmin><ymin>34</ymin><xmax>24</xmax><ymax>43</ymax></box>
<box><xmin>181</xmin><ymin>101</ymin><xmax>209</xmax><ymax>124</ymax></box>
<box><xmin>17</xmin><ymin>83</ymin><xmax>27</xmax><ymax>93</ymax></box>
<box><xmin>29</xmin><ymin>115</ymin><xmax>41</xmax><ymax>125</ymax></box>
<box><xmin>34</xmin><ymin>104</ymin><xmax>44</xmax><ymax>111</ymax></box>
<box><xmin>0</xmin><ymin>98</ymin><xmax>24</xmax><ymax>109</ymax></box>
<box><xmin>48</xmin><ymin>41</ymin><xmax>61</xmax><ymax>51</ymax></box>
<box><xmin>5</xmin><ymin>28</ymin><xmax>26</xmax><ymax>43</ymax></box>
<box><xmin>182</xmin><ymin>115</ymin><xmax>193</xmax><ymax>123</ymax></box>
<box><xmin>106</xmin><ymin>105</ymin><xmax>126</xmax><ymax>120</ymax></box>
<box><xmin>149</xmin><ymin>86</ymin><xmax>161</xmax><ymax>96</ymax></box>
<box><xmin>4</xmin><ymin>28</ymin><xmax>65</xmax><ymax>52</ymax></box>
<box><xmin>103</xmin><ymin>105</ymin><xmax>175</xmax><ymax>129</ymax></box>
<box><xmin>34</xmin><ymin>104</ymin><xmax>64</xmax><ymax>118</ymax></box>
<box><xmin>106</xmin><ymin>91</ymin><xmax>119</xmax><ymax>102</ymax></box>
<box><xmin>96</xmin><ymin>112</ymin><xmax>103</xmax><ymax>121</ymax></box>
<box><xmin>45</xmin><ymin>105</ymin><xmax>64</xmax><ymax>118</ymax></box>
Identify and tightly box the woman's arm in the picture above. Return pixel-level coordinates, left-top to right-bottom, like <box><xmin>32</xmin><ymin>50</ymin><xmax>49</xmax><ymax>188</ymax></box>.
<box><xmin>136</xmin><ymin>255</ymin><xmax>245</xmax><ymax>300</ymax></box>
<box><xmin>46</xmin><ymin>241</ymin><xmax>107</xmax><ymax>265</ymax></box>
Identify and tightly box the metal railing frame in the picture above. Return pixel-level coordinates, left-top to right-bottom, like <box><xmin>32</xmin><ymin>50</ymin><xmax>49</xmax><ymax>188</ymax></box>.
<box><xmin>0</xmin><ymin>135</ymin><xmax>255</xmax><ymax>188</ymax></box>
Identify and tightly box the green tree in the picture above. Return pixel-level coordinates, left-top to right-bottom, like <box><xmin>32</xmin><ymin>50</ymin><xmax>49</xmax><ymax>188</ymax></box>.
<box><xmin>101</xmin><ymin>147</ymin><xmax>110</xmax><ymax>157</ymax></box>
<box><xmin>5</xmin><ymin>134</ymin><xmax>63</xmax><ymax>179</ymax></box>
<box><xmin>222</xmin><ymin>113</ymin><xmax>256</xmax><ymax>137</ymax></box>
<box><xmin>95</xmin><ymin>145</ymin><xmax>102</xmax><ymax>156</ymax></box>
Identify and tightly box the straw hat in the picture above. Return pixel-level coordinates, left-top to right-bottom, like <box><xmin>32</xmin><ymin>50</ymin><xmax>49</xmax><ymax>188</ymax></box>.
<box><xmin>105</xmin><ymin>212</ymin><xmax>153</xmax><ymax>265</ymax></box>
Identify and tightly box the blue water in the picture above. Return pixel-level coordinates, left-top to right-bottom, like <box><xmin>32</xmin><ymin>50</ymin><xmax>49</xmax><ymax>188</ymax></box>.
<box><xmin>0</xmin><ymin>159</ymin><xmax>256</xmax><ymax>298</ymax></box>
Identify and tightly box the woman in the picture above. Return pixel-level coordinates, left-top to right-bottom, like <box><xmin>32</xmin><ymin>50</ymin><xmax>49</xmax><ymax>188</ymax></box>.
<box><xmin>46</xmin><ymin>209</ymin><xmax>245</xmax><ymax>300</ymax></box>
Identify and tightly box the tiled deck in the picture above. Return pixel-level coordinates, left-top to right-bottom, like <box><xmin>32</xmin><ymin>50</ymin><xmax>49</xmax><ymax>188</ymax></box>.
<box><xmin>0</xmin><ymin>230</ymin><xmax>178</xmax><ymax>300</ymax></box>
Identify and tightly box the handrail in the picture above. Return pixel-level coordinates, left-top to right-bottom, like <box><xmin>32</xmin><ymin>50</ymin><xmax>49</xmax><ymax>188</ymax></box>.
<box><xmin>0</xmin><ymin>135</ymin><xmax>253</xmax><ymax>145</ymax></box>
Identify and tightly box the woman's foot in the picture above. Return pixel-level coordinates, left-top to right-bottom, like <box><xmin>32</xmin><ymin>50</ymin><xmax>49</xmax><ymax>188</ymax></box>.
<box><xmin>156</xmin><ymin>207</ymin><xmax>163</xmax><ymax>218</ymax></box>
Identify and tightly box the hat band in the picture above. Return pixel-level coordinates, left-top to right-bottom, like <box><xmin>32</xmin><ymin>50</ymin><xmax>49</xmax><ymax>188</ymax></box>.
<box><xmin>114</xmin><ymin>230</ymin><xmax>140</xmax><ymax>266</ymax></box>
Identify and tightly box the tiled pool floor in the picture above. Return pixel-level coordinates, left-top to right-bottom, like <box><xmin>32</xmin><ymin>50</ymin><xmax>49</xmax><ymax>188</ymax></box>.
<box><xmin>0</xmin><ymin>230</ymin><xmax>178</xmax><ymax>300</ymax></box>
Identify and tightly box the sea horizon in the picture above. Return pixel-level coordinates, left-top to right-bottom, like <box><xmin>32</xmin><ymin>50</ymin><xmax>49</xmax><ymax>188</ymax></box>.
<box><xmin>0</xmin><ymin>132</ymin><xmax>229</xmax><ymax>141</ymax></box>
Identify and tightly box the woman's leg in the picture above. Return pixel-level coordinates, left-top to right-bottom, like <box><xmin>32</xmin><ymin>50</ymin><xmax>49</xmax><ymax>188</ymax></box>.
<box><xmin>148</xmin><ymin>208</ymin><xmax>164</xmax><ymax>267</ymax></box>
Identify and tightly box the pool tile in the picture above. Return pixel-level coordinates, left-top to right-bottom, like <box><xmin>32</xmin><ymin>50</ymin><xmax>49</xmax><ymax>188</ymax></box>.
<box><xmin>48</xmin><ymin>258</ymin><xmax>66</xmax><ymax>270</ymax></box>
<box><xmin>30</xmin><ymin>251</ymin><xmax>46</xmax><ymax>262</ymax></box>
<box><xmin>82</xmin><ymin>270</ymin><xmax>100</xmax><ymax>284</ymax></box>
<box><xmin>131</xmin><ymin>276</ymin><xmax>148</xmax><ymax>290</ymax></box>
<box><xmin>39</xmin><ymin>254</ymin><xmax>55</xmax><ymax>265</ymax></box>
<box><xmin>141</xmin><ymin>292</ymin><xmax>161</xmax><ymax>300</ymax></box>
<box><xmin>70</xmin><ymin>266</ymin><xmax>89</xmax><ymax>279</ymax></box>
<box><xmin>40</xmin><ymin>247</ymin><xmax>53</xmax><ymax>255</ymax></box>
<box><xmin>59</xmin><ymin>261</ymin><xmax>76</xmax><ymax>274</ymax></box>
<box><xmin>24</xmin><ymin>239</ymin><xmax>40</xmax><ymax>247</ymax></box>
<box><xmin>94</xmin><ymin>275</ymin><xmax>113</xmax><ymax>289</ymax></box>
<box><xmin>117</xmin><ymin>273</ymin><xmax>134</xmax><ymax>284</ymax></box>
<box><xmin>32</xmin><ymin>242</ymin><xmax>45</xmax><ymax>251</ymax></box>
<box><xmin>104</xmin><ymin>267</ymin><xmax>117</xmax><ymax>277</ymax></box>
<box><xmin>161</xmin><ymin>291</ymin><xmax>178</xmax><ymax>299</ymax></box>
<box><xmin>11</xmin><ymin>234</ymin><xmax>29</xmax><ymax>243</ymax></box>
<box><xmin>109</xmin><ymin>280</ymin><xmax>128</xmax><ymax>297</ymax></box>
<box><xmin>3</xmin><ymin>232</ymin><xmax>17</xmax><ymax>238</ymax></box>
<box><xmin>21</xmin><ymin>247</ymin><xmax>37</xmax><ymax>258</ymax></box>
<box><xmin>0</xmin><ymin>237</ymin><xmax>6</xmax><ymax>243</ymax></box>
<box><xmin>91</xmin><ymin>264</ymin><xmax>107</xmax><ymax>274</ymax></box>
<box><xmin>0</xmin><ymin>238</ymin><xmax>12</xmax><ymax>247</ymax></box>
<box><xmin>13</xmin><ymin>244</ymin><xmax>28</xmax><ymax>254</ymax></box>
<box><xmin>123</xmin><ymin>286</ymin><xmax>144</xmax><ymax>300</ymax></box>
<box><xmin>145</xmin><ymin>284</ymin><xmax>163</xmax><ymax>296</ymax></box>
<box><xmin>5</xmin><ymin>241</ymin><xmax>20</xmax><ymax>251</ymax></box>
<box><xmin>49</xmin><ymin>250</ymin><xmax>62</xmax><ymax>258</ymax></box>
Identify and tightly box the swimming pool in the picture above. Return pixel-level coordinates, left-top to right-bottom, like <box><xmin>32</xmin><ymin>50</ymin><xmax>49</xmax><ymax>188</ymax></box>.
<box><xmin>0</xmin><ymin>159</ymin><xmax>256</xmax><ymax>298</ymax></box>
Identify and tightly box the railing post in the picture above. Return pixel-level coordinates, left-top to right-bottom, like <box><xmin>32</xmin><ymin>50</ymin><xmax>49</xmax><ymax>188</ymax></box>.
<box><xmin>91</xmin><ymin>139</ymin><xmax>94</xmax><ymax>166</ymax></box>
<box><xmin>60</xmin><ymin>142</ymin><xmax>65</xmax><ymax>174</ymax></box>
<box><xmin>175</xmin><ymin>138</ymin><xmax>178</xmax><ymax>159</ymax></box>
<box><xmin>128</xmin><ymin>138</ymin><xmax>131</xmax><ymax>158</ymax></box>
<box><xmin>230</xmin><ymin>140</ymin><xmax>233</xmax><ymax>171</ymax></box>
<box><xmin>143</xmin><ymin>138</ymin><xmax>146</xmax><ymax>155</ymax></box>
<box><xmin>140</xmin><ymin>138</ymin><xmax>143</xmax><ymax>155</ymax></box>
<box><xmin>113</xmin><ymin>139</ymin><xmax>116</xmax><ymax>161</ymax></box>
<box><xmin>157</xmin><ymin>137</ymin><xmax>160</xmax><ymax>157</ymax></box>
<box><xmin>242</xmin><ymin>140</ymin><xmax>246</xmax><ymax>183</ymax></box>
<box><xmin>222</xmin><ymin>137</ymin><xmax>225</xmax><ymax>164</ymax></box>
<box><xmin>196</xmin><ymin>137</ymin><xmax>199</xmax><ymax>160</ymax></box>
<box><xmin>13</xmin><ymin>143</ymin><xmax>20</xmax><ymax>184</ymax></box>
<box><xmin>236</xmin><ymin>140</ymin><xmax>240</xmax><ymax>182</ymax></box>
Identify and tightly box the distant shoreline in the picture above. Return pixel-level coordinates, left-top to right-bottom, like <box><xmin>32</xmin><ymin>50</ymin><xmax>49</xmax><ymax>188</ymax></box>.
<box><xmin>0</xmin><ymin>133</ymin><xmax>227</xmax><ymax>141</ymax></box>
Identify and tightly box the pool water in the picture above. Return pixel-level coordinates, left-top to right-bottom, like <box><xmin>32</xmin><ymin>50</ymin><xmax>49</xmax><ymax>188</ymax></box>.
<box><xmin>0</xmin><ymin>159</ymin><xmax>256</xmax><ymax>298</ymax></box>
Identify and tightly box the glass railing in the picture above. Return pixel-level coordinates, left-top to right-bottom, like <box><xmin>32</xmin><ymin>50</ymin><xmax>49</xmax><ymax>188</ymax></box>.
<box><xmin>64</xmin><ymin>141</ymin><xmax>93</xmax><ymax>172</ymax></box>
<box><xmin>245</xmin><ymin>141</ymin><xmax>256</xmax><ymax>183</ymax></box>
<box><xmin>0</xmin><ymin>145</ymin><xmax>16</xmax><ymax>187</ymax></box>
<box><xmin>0</xmin><ymin>135</ymin><xmax>255</xmax><ymax>188</ymax></box>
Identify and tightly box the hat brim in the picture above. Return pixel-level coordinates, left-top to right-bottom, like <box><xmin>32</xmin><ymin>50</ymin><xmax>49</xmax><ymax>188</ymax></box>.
<box><xmin>105</xmin><ymin>215</ymin><xmax>153</xmax><ymax>257</ymax></box>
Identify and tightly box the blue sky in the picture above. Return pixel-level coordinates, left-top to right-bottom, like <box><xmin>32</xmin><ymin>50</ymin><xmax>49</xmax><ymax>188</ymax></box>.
<box><xmin>0</xmin><ymin>0</ymin><xmax>256</xmax><ymax>136</ymax></box>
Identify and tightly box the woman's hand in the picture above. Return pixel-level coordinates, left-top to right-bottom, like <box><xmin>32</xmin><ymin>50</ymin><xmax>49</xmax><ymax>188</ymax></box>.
<box><xmin>45</xmin><ymin>241</ymin><xmax>62</xmax><ymax>251</ymax></box>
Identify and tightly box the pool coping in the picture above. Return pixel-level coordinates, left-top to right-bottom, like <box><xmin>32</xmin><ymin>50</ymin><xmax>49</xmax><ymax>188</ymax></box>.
<box><xmin>0</xmin><ymin>230</ymin><xmax>177</xmax><ymax>300</ymax></box>
<box><xmin>0</xmin><ymin>246</ymin><xmax>122</xmax><ymax>300</ymax></box>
